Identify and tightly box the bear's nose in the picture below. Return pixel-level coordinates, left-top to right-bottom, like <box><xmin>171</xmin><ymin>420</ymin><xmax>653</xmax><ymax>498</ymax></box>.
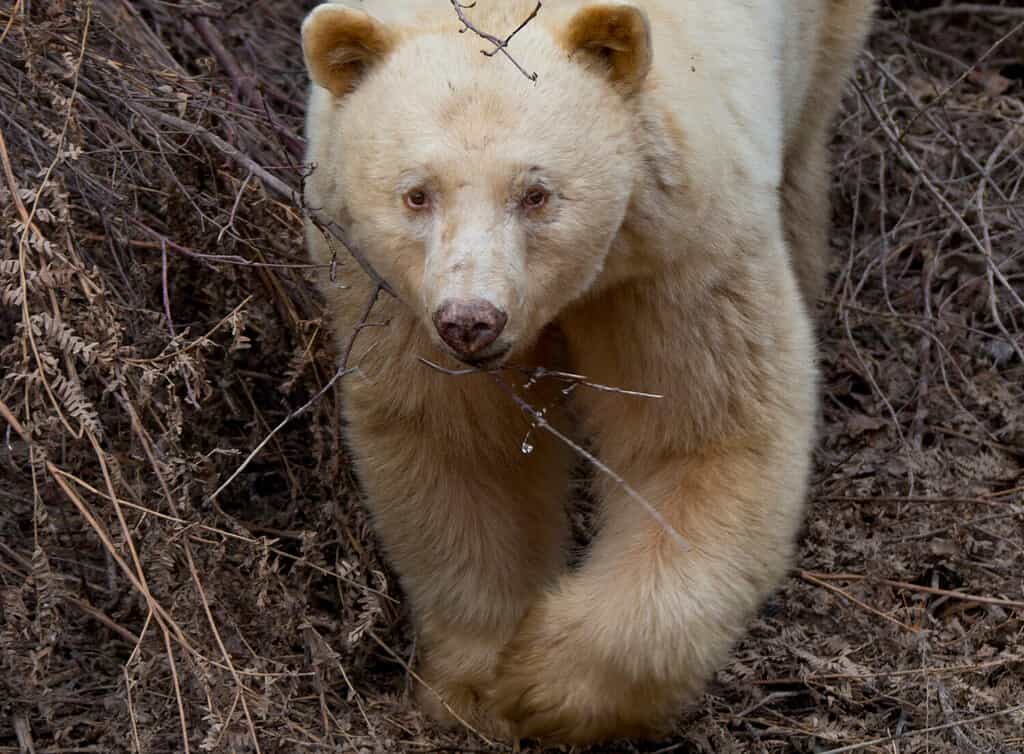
<box><xmin>432</xmin><ymin>299</ymin><xmax>508</xmax><ymax>360</ymax></box>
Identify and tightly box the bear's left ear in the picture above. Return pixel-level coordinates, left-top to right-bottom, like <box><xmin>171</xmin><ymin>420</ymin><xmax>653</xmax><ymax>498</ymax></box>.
<box><xmin>301</xmin><ymin>4</ymin><xmax>397</xmax><ymax>98</ymax></box>
<box><xmin>562</xmin><ymin>4</ymin><xmax>652</xmax><ymax>95</ymax></box>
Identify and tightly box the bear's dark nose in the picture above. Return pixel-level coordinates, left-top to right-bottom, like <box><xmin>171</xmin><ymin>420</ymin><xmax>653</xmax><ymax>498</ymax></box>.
<box><xmin>432</xmin><ymin>299</ymin><xmax>508</xmax><ymax>360</ymax></box>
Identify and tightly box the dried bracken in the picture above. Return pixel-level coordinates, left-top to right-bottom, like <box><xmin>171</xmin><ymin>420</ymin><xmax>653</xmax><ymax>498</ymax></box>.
<box><xmin>0</xmin><ymin>1</ymin><xmax>1021</xmax><ymax>753</ymax></box>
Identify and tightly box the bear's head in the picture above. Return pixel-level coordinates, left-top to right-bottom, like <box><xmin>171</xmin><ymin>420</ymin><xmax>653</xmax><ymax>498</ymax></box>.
<box><xmin>302</xmin><ymin>1</ymin><xmax>651</xmax><ymax>367</ymax></box>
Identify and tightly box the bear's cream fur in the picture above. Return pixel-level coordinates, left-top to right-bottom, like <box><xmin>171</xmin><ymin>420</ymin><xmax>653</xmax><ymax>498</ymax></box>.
<box><xmin>301</xmin><ymin>0</ymin><xmax>874</xmax><ymax>744</ymax></box>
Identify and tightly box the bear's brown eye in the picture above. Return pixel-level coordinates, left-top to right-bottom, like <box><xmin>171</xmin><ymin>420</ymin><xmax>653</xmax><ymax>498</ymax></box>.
<box><xmin>404</xmin><ymin>189</ymin><xmax>430</xmax><ymax>210</ymax></box>
<box><xmin>523</xmin><ymin>187</ymin><xmax>549</xmax><ymax>210</ymax></box>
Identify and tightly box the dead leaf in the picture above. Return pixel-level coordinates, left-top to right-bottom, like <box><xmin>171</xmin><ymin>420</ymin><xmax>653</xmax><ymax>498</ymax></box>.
<box><xmin>848</xmin><ymin>413</ymin><xmax>887</xmax><ymax>437</ymax></box>
<box><xmin>968</xmin><ymin>67</ymin><xmax>1013</xmax><ymax>96</ymax></box>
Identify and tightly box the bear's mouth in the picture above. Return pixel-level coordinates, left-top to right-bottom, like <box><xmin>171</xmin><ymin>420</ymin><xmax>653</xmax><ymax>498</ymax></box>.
<box><xmin>463</xmin><ymin>345</ymin><xmax>511</xmax><ymax>370</ymax></box>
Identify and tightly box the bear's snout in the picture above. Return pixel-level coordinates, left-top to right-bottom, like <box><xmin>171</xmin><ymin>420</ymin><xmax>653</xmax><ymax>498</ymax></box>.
<box><xmin>432</xmin><ymin>299</ymin><xmax>508</xmax><ymax>362</ymax></box>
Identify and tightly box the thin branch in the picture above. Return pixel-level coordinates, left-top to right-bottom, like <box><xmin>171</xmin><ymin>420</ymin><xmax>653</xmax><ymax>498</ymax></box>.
<box><xmin>191</xmin><ymin>15</ymin><xmax>257</xmax><ymax>107</ymax></box>
<box><xmin>899</xmin><ymin>19</ymin><xmax>1024</xmax><ymax>147</ymax></box>
<box><xmin>488</xmin><ymin>373</ymin><xmax>691</xmax><ymax>553</ymax></box>
<box><xmin>417</xmin><ymin>359</ymin><xmax>681</xmax><ymax>548</ymax></box>
<box><xmin>209</xmin><ymin>284</ymin><xmax>384</xmax><ymax>501</ymax></box>
<box><xmin>852</xmin><ymin>77</ymin><xmax>1024</xmax><ymax>364</ymax></box>
<box><xmin>798</xmin><ymin>571</ymin><xmax>920</xmax><ymax>634</ymax></box>
<box><xmin>132</xmin><ymin>104</ymin><xmax>396</xmax><ymax>298</ymax></box>
<box><xmin>905</xmin><ymin>3</ymin><xmax>1024</xmax><ymax>19</ymax></box>
<box><xmin>217</xmin><ymin>169</ymin><xmax>253</xmax><ymax>244</ymax></box>
<box><xmin>816</xmin><ymin>702</ymin><xmax>1024</xmax><ymax>754</ymax></box>
<box><xmin>160</xmin><ymin>238</ymin><xmax>174</xmax><ymax>337</ymax></box>
<box><xmin>121</xmin><ymin>401</ymin><xmax>264</xmax><ymax>754</ymax></box>
<box><xmin>417</xmin><ymin>358</ymin><xmax>664</xmax><ymax>398</ymax></box>
<box><xmin>366</xmin><ymin>629</ymin><xmax>494</xmax><ymax>745</ymax></box>
<box><xmin>82</xmin><ymin>229</ymin><xmax>327</xmax><ymax>271</ymax></box>
<box><xmin>51</xmin><ymin>465</ymin><xmax>397</xmax><ymax>602</ymax></box>
<box><xmin>804</xmin><ymin>571</ymin><xmax>1024</xmax><ymax>610</ymax></box>
<box><xmin>450</xmin><ymin>0</ymin><xmax>541</xmax><ymax>81</ymax></box>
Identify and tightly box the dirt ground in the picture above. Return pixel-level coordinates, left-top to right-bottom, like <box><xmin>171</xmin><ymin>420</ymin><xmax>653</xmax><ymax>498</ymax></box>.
<box><xmin>1</xmin><ymin>1</ymin><xmax>1022</xmax><ymax>752</ymax></box>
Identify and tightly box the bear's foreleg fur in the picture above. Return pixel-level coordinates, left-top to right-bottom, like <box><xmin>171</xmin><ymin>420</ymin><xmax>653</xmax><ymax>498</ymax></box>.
<box><xmin>329</xmin><ymin>281</ymin><xmax>574</xmax><ymax>734</ymax></box>
<box><xmin>489</xmin><ymin>238</ymin><xmax>817</xmax><ymax>743</ymax></box>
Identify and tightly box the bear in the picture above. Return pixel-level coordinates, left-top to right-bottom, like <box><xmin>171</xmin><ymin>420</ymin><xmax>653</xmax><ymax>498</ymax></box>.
<box><xmin>301</xmin><ymin>0</ymin><xmax>874</xmax><ymax>744</ymax></box>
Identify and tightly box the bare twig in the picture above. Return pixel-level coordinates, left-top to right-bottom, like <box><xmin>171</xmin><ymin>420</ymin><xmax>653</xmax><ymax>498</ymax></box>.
<box><xmin>366</xmin><ymin>629</ymin><xmax>494</xmax><ymax>745</ymax></box>
<box><xmin>816</xmin><ymin>702</ymin><xmax>1024</xmax><ymax>754</ymax></box>
<box><xmin>853</xmin><ymin>77</ymin><xmax>1024</xmax><ymax>364</ymax></box>
<box><xmin>160</xmin><ymin>238</ymin><xmax>174</xmax><ymax>337</ymax></box>
<box><xmin>450</xmin><ymin>0</ymin><xmax>541</xmax><ymax>81</ymax></box>
<box><xmin>83</xmin><ymin>229</ymin><xmax>327</xmax><ymax>271</ymax></box>
<box><xmin>488</xmin><ymin>373</ymin><xmax>691</xmax><ymax>553</ymax></box>
<box><xmin>416</xmin><ymin>357</ymin><xmax>685</xmax><ymax>549</ymax></box>
<box><xmin>192</xmin><ymin>16</ymin><xmax>257</xmax><ymax>107</ymax></box>
<box><xmin>899</xmin><ymin>19</ymin><xmax>1024</xmax><ymax>137</ymax></box>
<box><xmin>121</xmin><ymin>400</ymin><xmax>265</xmax><ymax>754</ymax></box>
<box><xmin>905</xmin><ymin>3</ymin><xmax>1024</xmax><ymax>19</ymax></box>
<box><xmin>804</xmin><ymin>571</ymin><xmax>1024</xmax><ymax>610</ymax></box>
<box><xmin>798</xmin><ymin>571</ymin><xmax>920</xmax><ymax>634</ymax></box>
<box><xmin>417</xmin><ymin>358</ymin><xmax>664</xmax><ymax>398</ymax></box>
<box><xmin>132</xmin><ymin>104</ymin><xmax>396</xmax><ymax>298</ymax></box>
<box><xmin>209</xmin><ymin>284</ymin><xmax>384</xmax><ymax>501</ymax></box>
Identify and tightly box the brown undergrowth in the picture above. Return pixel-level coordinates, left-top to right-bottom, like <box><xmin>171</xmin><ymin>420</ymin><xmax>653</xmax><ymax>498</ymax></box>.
<box><xmin>1</xmin><ymin>1</ymin><xmax>1022</xmax><ymax>752</ymax></box>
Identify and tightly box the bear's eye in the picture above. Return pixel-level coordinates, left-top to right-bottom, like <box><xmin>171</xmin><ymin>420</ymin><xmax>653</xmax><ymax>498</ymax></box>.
<box><xmin>404</xmin><ymin>189</ymin><xmax>430</xmax><ymax>211</ymax></box>
<box><xmin>522</xmin><ymin>187</ymin><xmax>549</xmax><ymax>211</ymax></box>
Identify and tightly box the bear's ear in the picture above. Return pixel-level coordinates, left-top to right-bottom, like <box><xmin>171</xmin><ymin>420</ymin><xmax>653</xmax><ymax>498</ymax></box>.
<box><xmin>562</xmin><ymin>4</ymin><xmax>652</xmax><ymax>94</ymax></box>
<box><xmin>301</xmin><ymin>4</ymin><xmax>396</xmax><ymax>98</ymax></box>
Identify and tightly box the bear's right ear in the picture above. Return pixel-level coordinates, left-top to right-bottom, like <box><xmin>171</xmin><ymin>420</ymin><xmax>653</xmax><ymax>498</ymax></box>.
<box><xmin>301</xmin><ymin>4</ymin><xmax>396</xmax><ymax>98</ymax></box>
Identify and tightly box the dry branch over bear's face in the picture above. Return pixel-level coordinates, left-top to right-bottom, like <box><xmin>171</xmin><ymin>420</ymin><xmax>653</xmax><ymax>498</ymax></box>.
<box><xmin>302</xmin><ymin>2</ymin><xmax>649</xmax><ymax>366</ymax></box>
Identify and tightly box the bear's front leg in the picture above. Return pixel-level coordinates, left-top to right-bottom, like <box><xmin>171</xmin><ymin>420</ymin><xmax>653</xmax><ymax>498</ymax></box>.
<box><xmin>489</xmin><ymin>441</ymin><xmax>812</xmax><ymax>743</ymax></box>
<box><xmin>341</xmin><ymin>324</ymin><xmax>572</xmax><ymax>737</ymax></box>
<box><xmin>489</xmin><ymin>268</ymin><xmax>818</xmax><ymax>744</ymax></box>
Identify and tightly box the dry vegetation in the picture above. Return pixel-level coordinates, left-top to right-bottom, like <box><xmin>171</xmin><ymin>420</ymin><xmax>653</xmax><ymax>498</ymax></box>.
<box><xmin>1</xmin><ymin>1</ymin><xmax>1022</xmax><ymax>752</ymax></box>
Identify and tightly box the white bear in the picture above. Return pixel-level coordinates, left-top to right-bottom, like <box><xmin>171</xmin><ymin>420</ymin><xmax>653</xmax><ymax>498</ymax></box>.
<box><xmin>301</xmin><ymin>0</ymin><xmax>874</xmax><ymax>744</ymax></box>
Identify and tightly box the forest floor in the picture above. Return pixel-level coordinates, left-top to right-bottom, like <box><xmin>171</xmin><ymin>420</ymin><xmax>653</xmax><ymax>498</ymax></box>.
<box><xmin>1</xmin><ymin>1</ymin><xmax>1022</xmax><ymax>752</ymax></box>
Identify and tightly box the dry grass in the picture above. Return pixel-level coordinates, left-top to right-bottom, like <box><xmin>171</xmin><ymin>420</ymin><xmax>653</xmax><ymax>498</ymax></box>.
<box><xmin>1</xmin><ymin>1</ymin><xmax>1022</xmax><ymax>753</ymax></box>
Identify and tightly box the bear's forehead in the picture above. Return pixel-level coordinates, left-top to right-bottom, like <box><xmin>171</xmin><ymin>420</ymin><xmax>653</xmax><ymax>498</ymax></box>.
<box><xmin>372</xmin><ymin>41</ymin><xmax>587</xmax><ymax>148</ymax></box>
<box><xmin>439</xmin><ymin>82</ymin><xmax>512</xmax><ymax>120</ymax></box>
<box><xmin>384</xmin><ymin>29</ymin><xmax>571</xmax><ymax>105</ymax></box>
<box><xmin>341</xmin><ymin>25</ymin><xmax>628</xmax><ymax>178</ymax></box>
